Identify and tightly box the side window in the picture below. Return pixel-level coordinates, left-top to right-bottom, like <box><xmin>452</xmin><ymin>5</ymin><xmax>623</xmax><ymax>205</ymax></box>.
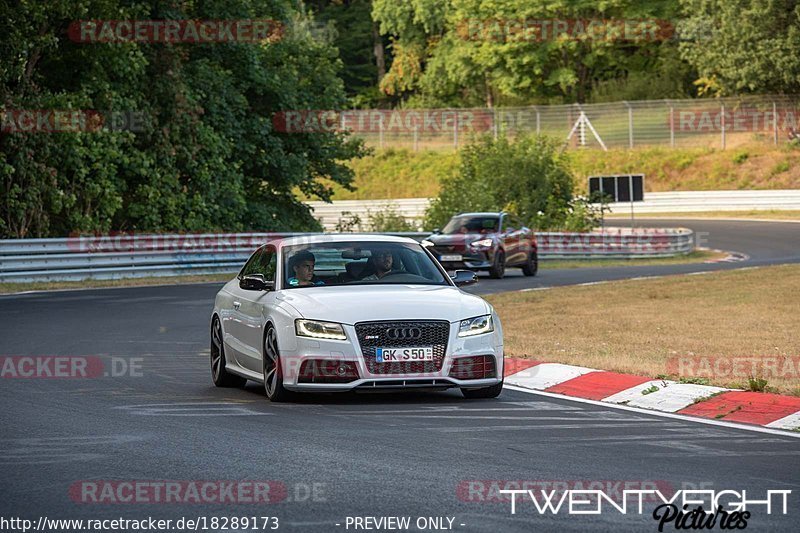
<box><xmin>502</xmin><ymin>214</ymin><xmax>516</xmax><ymax>232</ymax></box>
<box><xmin>239</xmin><ymin>248</ymin><xmax>264</xmax><ymax>278</ymax></box>
<box><xmin>261</xmin><ymin>246</ymin><xmax>277</xmax><ymax>282</ymax></box>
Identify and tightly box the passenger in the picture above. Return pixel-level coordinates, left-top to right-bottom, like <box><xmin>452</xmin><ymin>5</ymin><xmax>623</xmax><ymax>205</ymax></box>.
<box><xmin>287</xmin><ymin>250</ymin><xmax>325</xmax><ymax>286</ymax></box>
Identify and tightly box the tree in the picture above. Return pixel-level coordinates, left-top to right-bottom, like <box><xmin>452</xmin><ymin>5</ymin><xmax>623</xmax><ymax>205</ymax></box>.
<box><xmin>679</xmin><ymin>0</ymin><xmax>800</xmax><ymax>95</ymax></box>
<box><xmin>424</xmin><ymin>134</ymin><xmax>597</xmax><ymax>231</ymax></box>
<box><xmin>0</xmin><ymin>0</ymin><xmax>366</xmax><ymax>238</ymax></box>
<box><xmin>373</xmin><ymin>0</ymin><xmax>687</xmax><ymax>106</ymax></box>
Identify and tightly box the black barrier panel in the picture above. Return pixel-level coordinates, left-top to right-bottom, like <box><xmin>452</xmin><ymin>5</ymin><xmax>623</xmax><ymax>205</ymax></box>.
<box><xmin>588</xmin><ymin>175</ymin><xmax>644</xmax><ymax>202</ymax></box>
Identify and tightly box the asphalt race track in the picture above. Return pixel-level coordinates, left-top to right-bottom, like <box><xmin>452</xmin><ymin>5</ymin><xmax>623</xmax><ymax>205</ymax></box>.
<box><xmin>1</xmin><ymin>219</ymin><xmax>799</xmax><ymax>532</ymax></box>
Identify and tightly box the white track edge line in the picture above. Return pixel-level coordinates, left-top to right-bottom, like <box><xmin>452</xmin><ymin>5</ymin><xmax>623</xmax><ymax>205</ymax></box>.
<box><xmin>502</xmin><ymin>384</ymin><xmax>800</xmax><ymax>439</ymax></box>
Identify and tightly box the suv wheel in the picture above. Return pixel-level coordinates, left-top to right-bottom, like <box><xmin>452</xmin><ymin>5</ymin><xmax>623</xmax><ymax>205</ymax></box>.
<box><xmin>522</xmin><ymin>249</ymin><xmax>538</xmax><ymax>277</ymax></box>
<box><xmin>488</xmin><ymin>250</ymin><xmax>505</xmax><ymax>279</ymax></box>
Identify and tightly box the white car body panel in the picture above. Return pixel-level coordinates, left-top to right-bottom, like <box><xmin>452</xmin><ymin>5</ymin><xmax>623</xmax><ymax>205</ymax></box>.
<box><xmin>211</xmin><ymin>235</ymin><xmax>504</xmax><ymax>393</ymax></box>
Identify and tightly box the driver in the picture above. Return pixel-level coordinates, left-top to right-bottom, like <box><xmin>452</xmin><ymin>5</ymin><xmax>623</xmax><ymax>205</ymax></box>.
<box><xmin>361</xmin><ymin>249</ymin><xmax>394</xmax><ymax>281</ymax></box>
<box><xmin>287</xmin><ymin>250</ymin><xmax>325</xmax><ymax>287</ymax></box>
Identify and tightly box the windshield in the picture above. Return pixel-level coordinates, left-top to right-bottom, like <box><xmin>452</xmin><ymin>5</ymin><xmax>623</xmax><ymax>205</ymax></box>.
<box><xmin>442</xmin><ymin>215</ymin><xmax>499</xmax><ymax>235</ymax></box>
<box><xmin>282</xmin><ymin>241</ymin><xmax>450</xmax><ymax>288</ymax></box>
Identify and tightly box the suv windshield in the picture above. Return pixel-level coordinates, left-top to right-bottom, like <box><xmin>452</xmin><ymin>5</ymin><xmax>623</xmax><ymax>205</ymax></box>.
<box><xmin>282</xmin><ymin>241</ymin><xmax>449</xmax><ymax>288</ymax></box>
<box><xmin>442</xmin><ymin>215</ymin><xmax>499</xmax><ymax>235</ymax></box>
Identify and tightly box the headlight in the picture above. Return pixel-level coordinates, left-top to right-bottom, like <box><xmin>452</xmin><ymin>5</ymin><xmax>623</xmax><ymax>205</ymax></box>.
<box><xmin>458</xmin><ymin>315</ymin><xmax>494</xmax><ymax>337</ymax></box>
<box><xmin>295</xmin><ymin>319</ymin><xmax>347</xmax><ymax>340</ymax></box>
<box><xmin>421</xmin><ymin>239</ymin><xmax>435</xmax><ymax>247</ymax></box>
<box><xmin>471</xmin><ymin>238</ymin><xmax>493</xmax><ymax>249</ymax></box>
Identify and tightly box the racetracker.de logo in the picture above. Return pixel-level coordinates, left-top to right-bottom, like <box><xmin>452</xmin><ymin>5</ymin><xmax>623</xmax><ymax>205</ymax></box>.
<box><xmin>68</xmin><ymin>19</ymin><xmax>284</xmax><ymax>44</ymax></box>
<box><xmin>0</xmin><ymin>356</ymin><xmax>141</xmax><ymax>379</ymax></box>
<box><xmin>455</xmin><ymin>18</ymin><xmax>675</xmax><ymax>42</ymax></box>
<box><xmin>69</xmin><ymin>481</ymin><xmax>287</xmax><ymax>504</ymax></box>
<box><xmin>667</xmin><ymin>356</ymin><xmax>800</xmax><ymax>380</ymax></box>
<box><xmin>673</xmin><ymin>107</ymin><xmax>799</xmax><ymax>132</ymax></box>
<box><xmin>1</xmin><ymin>110</ymin><xmax>146</xmax><ymax>133</ymax></box>
<box><xmin>272</xmin><ymin>109</ymin><xmax>495</xmax><ymax>134</ymax></box>
<box><xmin>457</xmin><ymin>480</ymin><xmax>675</xmax><ymax>503</ymax></box>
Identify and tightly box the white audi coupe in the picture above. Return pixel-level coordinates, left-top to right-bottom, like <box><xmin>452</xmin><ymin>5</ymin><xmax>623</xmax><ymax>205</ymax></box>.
<box><xmin>210</xmin><ymin>235</ymin><xmax>504</xmax><ymax>401</ymax></box>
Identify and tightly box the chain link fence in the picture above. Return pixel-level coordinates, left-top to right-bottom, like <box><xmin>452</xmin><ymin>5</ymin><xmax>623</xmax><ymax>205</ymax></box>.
<box><xmin>331</xmin><ymin>95</ymin><xmax>799</xmax><ymax>151</ymax></box>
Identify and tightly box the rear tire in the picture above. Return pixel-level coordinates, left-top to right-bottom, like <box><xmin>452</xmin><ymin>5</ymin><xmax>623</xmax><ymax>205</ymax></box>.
<box><xmin>522</xmin><ymin>249</ymin><xmax>538</xmax><ymax>277</ymax></box>
<box><xmin>263</xmin><ymin>325</ymin><xmax>293</xmax><ymax>402</ymax></box>
<box><xmin>488</xmin><ymin>250</ymin><xmax>505</xmax><ymax>279</ymax></box>
<box><xmin>210</xmin><ymin>317</ymin><xmax>246</xmax><ymax>388</ymax></box>
<box><xmin>461</xmin><ymin>381</ymin><xmax>504</xmax><ymax>399</ymax></box>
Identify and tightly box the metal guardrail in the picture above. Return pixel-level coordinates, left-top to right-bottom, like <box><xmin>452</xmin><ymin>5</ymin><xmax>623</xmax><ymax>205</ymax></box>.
<box><xmin>308</xmin><ymin>191</ymin><xmax>800</xmax><ymax>230</ymax></box>
<box><xmin>0</xmin><ymin>229</ymin><xmax>694</xmax><ymax>282</ymax></box>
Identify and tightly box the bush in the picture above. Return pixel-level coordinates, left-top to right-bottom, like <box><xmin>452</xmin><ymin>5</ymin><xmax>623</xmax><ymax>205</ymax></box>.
<box><xmin>368</xmin><ymin>204</ymin><xmax>418</xmax><ymax>232</ymax></box>
<box><xmin>424</xmin><ymin>134</ymin><xmax>597</xmax><ymax>231</ymax></box>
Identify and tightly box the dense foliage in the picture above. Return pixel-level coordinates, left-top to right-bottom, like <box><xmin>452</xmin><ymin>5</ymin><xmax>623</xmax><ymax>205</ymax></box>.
<box><xmin>0</xmin><ymin>0</ymin><xmax>366</xmax><ymax>238</ymax></box>
<box><xmin>424</xmin><ymin>134</ymin><xmax>602</xmax><ymax>232</ymax></box>
<box><xmin>311</xmin><ymin>0</ymin><xmax>799</xmax><ymax>107</ymax></box>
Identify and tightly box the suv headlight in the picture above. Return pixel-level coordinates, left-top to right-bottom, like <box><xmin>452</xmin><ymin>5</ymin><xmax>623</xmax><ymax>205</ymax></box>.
<box><xmin>471</xmin><ymin>238</ymin><xmax>493</xmax><ymax>249</ymax></box>
<box><xmin>295</xmin><ymin>319</ymin><xmax>347</xmax><ymax>340</ymax></box>
<box><xmin>458</xmin><ymin>315</ymin><xmax>494</xmax><ymax>337</ymax></box>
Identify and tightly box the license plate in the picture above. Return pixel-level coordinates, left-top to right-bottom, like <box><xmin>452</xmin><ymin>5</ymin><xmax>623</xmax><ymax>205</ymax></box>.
<box><xmin>439</xmin><ymin>254</ymin><xmax>462</xmax><ymax>262</ymax></box>
<box><xmin>376</xmin><ymin>347</ymin><xmax>434</xmax><ymax>363</ymax></box>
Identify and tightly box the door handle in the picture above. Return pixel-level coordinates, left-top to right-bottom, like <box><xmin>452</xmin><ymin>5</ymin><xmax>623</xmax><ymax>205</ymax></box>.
<box><xmin>233</xmin><ymin>301</ymin><xmax>241</xmax><ymax>310</ymax></box>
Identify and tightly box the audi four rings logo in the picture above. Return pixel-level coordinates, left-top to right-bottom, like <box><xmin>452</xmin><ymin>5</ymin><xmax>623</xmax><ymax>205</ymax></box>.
<box><xmin>386</xmin><ymin>327</ymin><xmax>422</xmax><ymax>340</ymax></box>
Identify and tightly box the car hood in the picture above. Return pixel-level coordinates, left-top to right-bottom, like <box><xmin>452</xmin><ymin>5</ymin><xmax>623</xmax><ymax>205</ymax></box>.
<box><xmin>277</xmin><ymin>284</ymin><xmax>490</xmax><ymax>324</ymax></box>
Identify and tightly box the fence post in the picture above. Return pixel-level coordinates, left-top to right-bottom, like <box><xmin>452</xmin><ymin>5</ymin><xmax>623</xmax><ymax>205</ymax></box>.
<box><xmin>535</xmin><ymin>106</ymin><xmax>540</xmax><ymax>135</ymax></box>
<box><xmin>493</xmin><ymin>108</ymin><xmax>498</xmax><ymax>140</ymax></box>
<box><xmin>625</xmin><ymin>101</ymin><xmax>633</xmax><ymax>148</ymax></box>
<box><xmin>379</xmin><ymin>115</ymin><xmax>384</xmax><ymax>150</ymax></box>
<box><xmin>413</xmin><ymin>128</ymin><xmax>419</xmax><ymax>151</ymax></box>
<box><xmin>773</xmin><ymin>102</ymin><xmax>778</xmax><ymax>145</ymax></box>
<box><xmin>669</xmin><ymin>105</ymin><xmax>675</xmax><ymax>148</ymax></box>
<box><xmin>453</xmin><ymin>110</ymin><xmax>458</xmax><ymax>149</ymax></box>
<box><xmin>720</xmin><ymin>104</ymin><xmax>725</xmax><ymax>150</ymax></box>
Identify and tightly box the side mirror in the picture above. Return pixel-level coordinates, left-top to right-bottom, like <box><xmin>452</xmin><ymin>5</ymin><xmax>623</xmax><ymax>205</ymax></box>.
<box><xmin>432</xmin><ymin>228</ymin><xmax>441</xmax><ymax>234</ymax></box>
<box><xmin>451</xmin><ymin>270</ymin><xmax>478</xmax><ymax>287</ymax></box>
<box><xmin>239</xmin><ymin>274</ymin><xmax>274</xmax><ymax>291</ymax></box>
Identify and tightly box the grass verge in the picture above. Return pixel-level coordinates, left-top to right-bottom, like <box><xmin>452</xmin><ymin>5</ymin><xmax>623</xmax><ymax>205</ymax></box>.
<box><xmin>0</xmin><ymin>273</ymin><xmax>232</xmax><ymax>295</ymax></box>
<box><xmin>606</xmin><ymin>210</ymin><xmax>800</xmax><ymax>221</ymax></box>
<box><xmin>487</xmin><ymin>264</ymin><xmax>800</xmax><ymax>395</ymax></box>
<box><xmin>541</xmin><ymin>250</ymin><xmax>725</xmax><ymax>269</ymax></box>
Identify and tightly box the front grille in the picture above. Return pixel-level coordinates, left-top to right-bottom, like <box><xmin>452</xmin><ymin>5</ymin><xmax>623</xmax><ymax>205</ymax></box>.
<box><xmin>355</xmin><ymin>320</ymin><xmax>450</xmax><ymax>374</ymax></box>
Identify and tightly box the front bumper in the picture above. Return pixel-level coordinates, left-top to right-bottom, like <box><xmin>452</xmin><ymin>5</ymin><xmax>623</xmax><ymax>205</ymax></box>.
<box><xmin>279</xmin><ymin>322</ymin><xmax>504</xmax><ymax>392</ymax></box>
<box><xmin>432</xmin><ymin>247</ymin><xmax>496</xmax><ymax>271</ymax></box>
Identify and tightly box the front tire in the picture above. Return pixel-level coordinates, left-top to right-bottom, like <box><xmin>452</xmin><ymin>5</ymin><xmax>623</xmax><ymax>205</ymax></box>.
<box><xmin>263</xmin><ymin>325</ymin><xmax>293</xmax><ymax>402</ymax></box>
<box><xmin>211</xmin><ymin>317</ymin><xmax>246</xmax><ymax>388</ymax></box>
<box><xmin>461</xmin><ymin>381</ymin><xmax>504</xmax><ymax>399</ymax></box>
<box><xmin>488</xmin><ymin>250</ymin><xmax>505</xmax><ymax>279</ymax></box>
<box><xmin>522</xmin><ymin>249</ymin><xmax>538</xmax><ymax>277</ymax></box>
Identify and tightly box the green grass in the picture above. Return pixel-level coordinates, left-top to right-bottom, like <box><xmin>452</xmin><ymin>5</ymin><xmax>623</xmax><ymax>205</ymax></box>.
<box><xmin>309</xmin><ymin>143</ymin><xmax>800</xmax><ymax>202</ymax></box>
<box><xmin>0</xmin><ymin>273</ymin><xmax>233</xmax><ymax>295</ymax></box>
<box><xmin>540</xmin><ymin>250</ymin><xmax>724</xmax><ymax>269</ymax></box>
